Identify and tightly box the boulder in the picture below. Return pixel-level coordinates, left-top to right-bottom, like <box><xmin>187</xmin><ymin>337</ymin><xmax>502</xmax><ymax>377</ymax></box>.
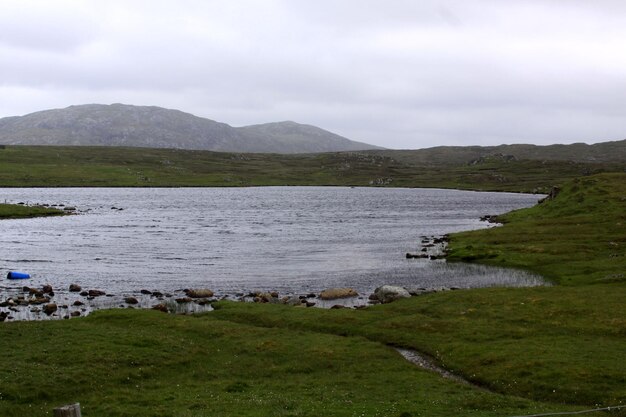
<box><xmin>42</xmin><ymin>285</ymin><xmax>53</xmax><ymax>294</ymax></box>
<box><xmin>88</xmin><ymin>289</ymin><xmax>106</xmax><ymax>297</ymax></box>
<box><xmin>30</xmin><ymin>297</ymin><xmax>49</xmax><ymax>305</ymax></box>
<box><xmin>152</xmin><ymin>303</ymin><xmax>169</xmax><ymax>313</ymax></box>
<box><xmin>28</xmin><ymin>287</ymin><xmax>44</xmax><ymax>297</ymax></box>
<box><xmin>373</xmin><ymin>285</ymin><xmax>411</xmax><ymax>304</ymax></box>
<box><xmin>319</xmin><ymin>288</ymin><xmax>358</xmax><ymax>300</ymax></box>
<box><xmin>69</xmin><ymin>284</ymin><xmax>82</xmax><ymax>292</ymax></box>
<box><xmin>281</xmin><ymin>296</ymin><xmax>302</xmax><ymax>306</ymax></box>
<box><xmin>124</xmin><ymin>297</ymin><xmax>139</xmax><ymax>305</ymax></box>
<box><xmin>175</xmin><ymin>297</ymin><xmax>192</xmax><ymax>304</ymax></box>
<box><xmin>184</xmin><ymin>289</ymin><xmax>214</xmax><ymax>298</ymax></box>
<box><xmin>43</xmin><ymin>303</ymin><xmax>58</xmax><ymax>316</ymax></box>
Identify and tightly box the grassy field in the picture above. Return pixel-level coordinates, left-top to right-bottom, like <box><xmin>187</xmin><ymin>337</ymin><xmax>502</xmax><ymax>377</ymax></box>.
<box><xmin>0</xmin><ymin>161</ymin><xmax>624</xmax><ymax>415</ymax></box>
<box><xmin>0</xmin><ymin>145</ymin><xmax>623</xmax><ymax>192</ymax></box>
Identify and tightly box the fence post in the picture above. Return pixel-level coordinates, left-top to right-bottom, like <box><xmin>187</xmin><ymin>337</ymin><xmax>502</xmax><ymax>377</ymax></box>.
<box><xmin>53</xmin><ymin>403</ymin><xmax>82</xmax><ymax>417</ymax></box>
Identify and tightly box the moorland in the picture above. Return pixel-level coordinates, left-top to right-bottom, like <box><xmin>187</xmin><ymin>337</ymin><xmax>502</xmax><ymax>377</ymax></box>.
<box><xmin>0</xmin><ymin>143</ymin><xmax>624</xmax><ymax>416</ymax></box>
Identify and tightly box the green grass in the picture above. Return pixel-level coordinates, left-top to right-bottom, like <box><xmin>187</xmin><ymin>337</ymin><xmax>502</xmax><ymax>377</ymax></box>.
<box><xmin>0</xmin><ymin>168</ymin><xmax>624</xmax><ymax>415</ymax></box>
<box><xmin>446</xmin><ymin>173</ymin><xmax>626</xmax><ymax>286</ymax></box>
<box><xmin>0</xmin><ymin>203</ymin><xmax>65</xmax><ymax>219</ymax></box>
<box><xmin>0</xmin><ymin>309</ymin><xmax>559</xmax><ymax>417</ymax></box>
<box><xmin>0</xmin><ymin>145</ymin><xmax>623</xmax><ymax>192</ymax></box>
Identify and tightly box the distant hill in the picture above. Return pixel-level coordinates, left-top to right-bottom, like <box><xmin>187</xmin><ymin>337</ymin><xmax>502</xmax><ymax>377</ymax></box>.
<box><xmin>375</xmin><ymin>140</ymin><xmax>626</xmax><ymax>165</ymax></box>
<box><xmin>0</xmin><ymin>104</ymin><xmax>381</xmax><ymax>154</ymax></box>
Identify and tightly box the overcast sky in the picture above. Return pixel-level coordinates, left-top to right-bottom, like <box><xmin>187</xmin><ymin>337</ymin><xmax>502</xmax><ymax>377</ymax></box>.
<box><xmin>1</xmin><ymin>1</ymin><xmax>625</xmax><ymax>149</ymax></box>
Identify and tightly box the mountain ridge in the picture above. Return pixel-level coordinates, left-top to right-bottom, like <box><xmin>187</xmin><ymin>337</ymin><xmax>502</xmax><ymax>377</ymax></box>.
<box><xmin>0</xmin><ymin>103</ymin><xmax>381</xmax><ymax>154</ymax></box>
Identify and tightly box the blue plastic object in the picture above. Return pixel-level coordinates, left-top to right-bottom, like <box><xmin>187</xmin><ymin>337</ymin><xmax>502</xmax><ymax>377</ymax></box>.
<box><xmin>7</xmin><ymin>271</ymin><xmax>30</xmax><ymax>280</ymax></box>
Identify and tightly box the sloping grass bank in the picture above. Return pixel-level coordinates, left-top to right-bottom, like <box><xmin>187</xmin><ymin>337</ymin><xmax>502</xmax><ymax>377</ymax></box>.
<box><xmin>0</xmin><ymin>309</ymin><xmax>560</xmax><ymax>417</ymax></box>
<box><xmin>446</xmin><ymin>172</ymin><xmax>626</xmax><ymax>286</ymax></box>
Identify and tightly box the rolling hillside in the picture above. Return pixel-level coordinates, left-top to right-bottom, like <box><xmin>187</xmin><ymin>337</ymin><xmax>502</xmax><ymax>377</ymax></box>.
<box><xmin>0</xmin><ymin>104</ymin><xmax>381</xmax><ymax>154</ymax></box>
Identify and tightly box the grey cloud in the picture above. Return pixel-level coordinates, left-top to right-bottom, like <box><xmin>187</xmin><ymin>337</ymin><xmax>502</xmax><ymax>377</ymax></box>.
<box><xmin>1</xmin><ymin>0</ymin><xmax>626</xmax><ymax>149</ymax></box>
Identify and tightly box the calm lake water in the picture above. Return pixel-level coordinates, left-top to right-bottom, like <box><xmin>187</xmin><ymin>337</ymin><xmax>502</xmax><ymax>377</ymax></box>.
<box><xmin>0</xmin><ymin>187</ymin><xmax>543</xmax><ymax>300</ymax></box>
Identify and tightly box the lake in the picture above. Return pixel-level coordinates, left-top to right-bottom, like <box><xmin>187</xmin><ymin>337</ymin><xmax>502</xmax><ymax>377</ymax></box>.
<box><xmin>0</xmin><ymin>187</ymin><xmax>543</xmax><ymax>301</ymax></box>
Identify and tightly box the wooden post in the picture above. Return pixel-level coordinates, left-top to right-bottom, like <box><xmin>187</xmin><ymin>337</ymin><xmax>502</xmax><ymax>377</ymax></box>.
<box><xmin>53</xmin><ymin>403</ymin><xmax>82</xmax><ymax>417</ymax></box>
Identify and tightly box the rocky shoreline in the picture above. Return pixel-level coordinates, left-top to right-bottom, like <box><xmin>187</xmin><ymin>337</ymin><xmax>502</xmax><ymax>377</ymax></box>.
<box><xmin>1</xmin><ymin>234</ymin><xmax>457</xmax><ymax>322</ymax></box>
<box><xmin>0</xmin><ymin>281</ymin><xmax>465</xmax><ymax>322</ymax></box>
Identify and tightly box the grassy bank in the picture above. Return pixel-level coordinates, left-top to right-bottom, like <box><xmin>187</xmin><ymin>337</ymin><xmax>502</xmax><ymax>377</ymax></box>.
<box><xmin>0</xmin><ymin>203</ymin><xmax>65</xmax><ymax>219</ymax></box>
<box><xmin>0</xmin><ymin>174</ymin><xmax>624</xmax><ymax>416</ymax></box>
<box><xmin>446</xmin><ymin>172</ymin><xmax>626</xmax><ymax>286</ymax></box>
<box><xmin>208</xmin><ymin>173</ymin><xmax>626</xmax><ymax>411</ymax></box>
<box><xmin>1</xmin><ymin>145</ymin><xmax>622</xmax><ymax>192</ymax></box>
<box><xmin>0</xmin><ymin>309</ymin><xmax>563</xmax><ymax>417</ymax></box>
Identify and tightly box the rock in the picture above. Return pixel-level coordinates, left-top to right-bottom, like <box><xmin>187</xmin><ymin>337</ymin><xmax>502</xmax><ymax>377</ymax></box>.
<box><xmin>71</xmin><ymin>311</ymin><xmax>81</xmax><ymax>317</ymax></box>
<box><xmin>258</xmin><ymin>292</ymin><xmax>276</xmax><ymax>303</ymax></box>
<box><xmin>373</xmin><ymin>285</ymin><xmax>411</xmax><ymax>304</ymax></box>
<box><xmin>69</xmin><ymin>284</ymin><xmax>82</xmax><ymax>292</ymax></box>
<box><xmin>42</xmin><ymin>285</ymin><xmax>53</xmax><ymax>294</ymax></box>
<box><xmin>152</xmin><ymin>303</ymin><xmax>169</xmax><ymax>313</ymax></box>
<box><xmin>305</xmin><ymin>301</ymin><xmax>316</xmax><ymax>307</ymax></box>
<box><xmin>330</xmin><ymin>304</ymin><xmax>347</xmax><ymax>309</ymax></box>
<box><xmin>281</xmin><ymin>296</ymin><xmax>302</xmax><ymax>306</ymax></box>
<box><xmin>406</xmin><ymin>253</ymin><xmax>429</xmax><ymax>259</ymax></box>
<box><xmin>28</xmin><ymin>287</ymin><xmax>44</xmax><ymax>297</ymax></box>
<box><xmin>124</xmin><ymin>297</ymin><xmax>139</xmax><ymax>305</ymax></box>
<box><xmin>30</xmin><ymin>297</ymin><xmax>49</xmax><ymax>305</ymax></box>
<box><xmin>539</xmin><ymin>186</ymin><xmax>560</xmax><ymax>204</ymax></box>
<box><xmin>79</xmin><ymin>291</ymin><xmax>89</xmax><ymax>297</ymax></box>
<box><xmin>319</xmin><ymin>288</ymin><xmax>358</xmax><ymax>300</ymax></box>
<box><xmin>0</xmin><ymin>311</ymin><xmax>7</xmax><ymax>321</ymax></box>
<box><xmin>140</xmin><ymin>289</ymin><xmax>152</xmax><ymax>295</ymax></box>
<box><xmin>73</xmin><ymin>300</ymin><xmax>84</xmax><ymax>306</ymax></box>
<box><xmin>184</xmin><ymin>289</ymin><xmax>214</xmax><ymax>298</ymax></box>
<box><xmin>152</xmin><ymin>291</ymin><xmax>164</xmax><ymax>298</ymax></box>
<box><xmin>270</xmin><ymin>291</ymin><xmax>279</xmax><ymax>298</ymax></box>
<box><xmin>63</xmin><ymin>206</ymin><xmax>76</xmax><ymax>211</ymax></box>
<box><xmin>88</xmin><ymin>289</ymin><xmax>106</xmax><ymax>297</ymax></box>
<box><xmin>175</xmin><ymin>297</ymin><xmax>192</xmax><ymax>303</ymax></box>
<box><xmin>433</xmin><ymin>236</ymin><xmax>449</xmax><ymax>244</ymax></box>
<box><xmin>43</xmin><ymin>303</ymin><xmax>58</xmax><ymax>315</ymax></box>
